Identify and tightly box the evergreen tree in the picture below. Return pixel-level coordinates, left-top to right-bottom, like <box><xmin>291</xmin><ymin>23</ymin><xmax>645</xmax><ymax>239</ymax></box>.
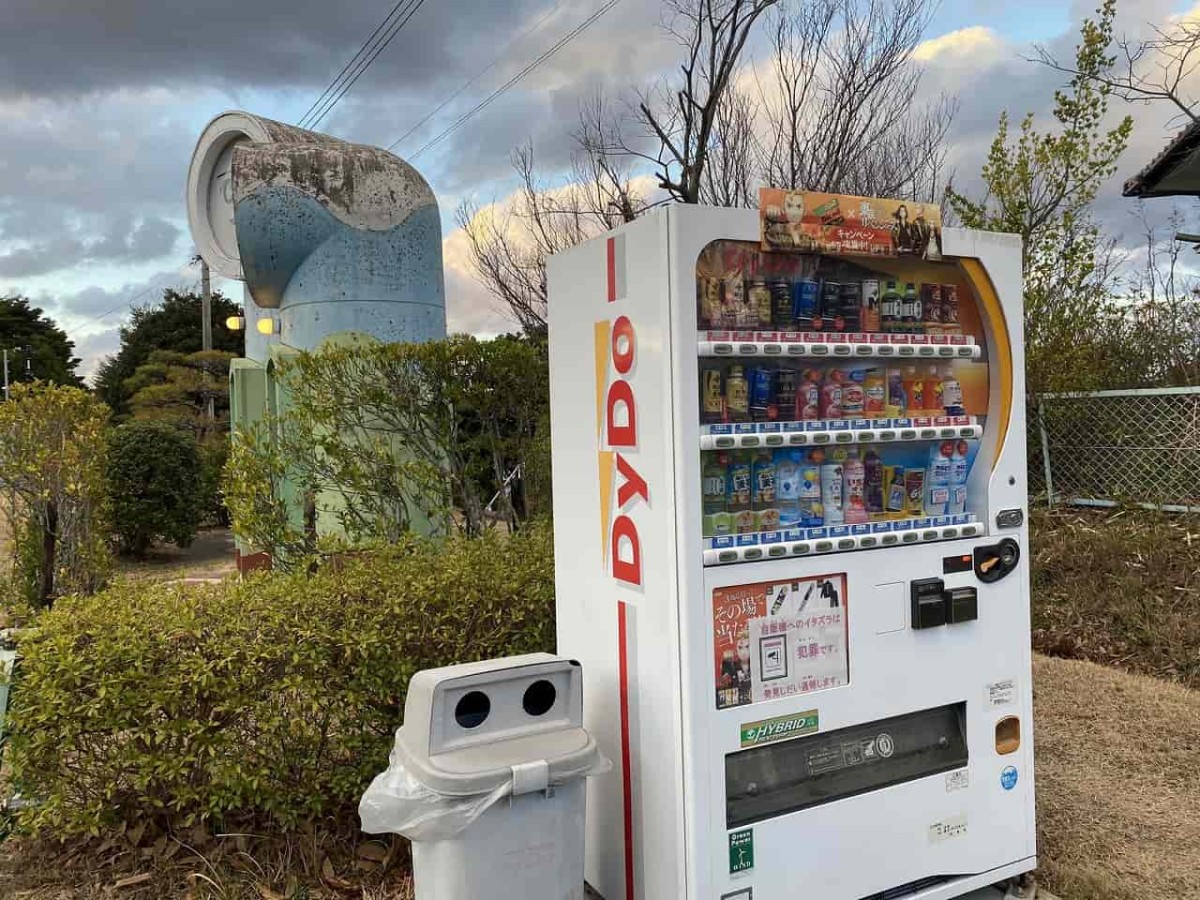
<box><xmin>0</xmin><ymin>297</ymin><xmax>83</xmax><ymax>389</ymax></box>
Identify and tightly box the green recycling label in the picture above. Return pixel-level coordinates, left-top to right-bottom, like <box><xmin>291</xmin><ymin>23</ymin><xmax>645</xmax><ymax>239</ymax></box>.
<box><xmin>740</xmin><ymin>709</ymin><xmax>819</xmax><ymax>748</ymax></box>
<box><xmin>728</xmin><ymin>828</ymin><xmax>755</xmax><ymax>874</ymax></box>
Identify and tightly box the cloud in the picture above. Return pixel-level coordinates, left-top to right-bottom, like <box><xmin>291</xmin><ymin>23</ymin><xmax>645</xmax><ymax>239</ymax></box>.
<box><xmin>0</xmin><ymin>216</ymin><xmax>180</xmax><ymax>278</ymax></box>
<box><xmin>913</xmin><ymin>26</ymin><xmax>1004</xmax><ymax>63</ymax></box>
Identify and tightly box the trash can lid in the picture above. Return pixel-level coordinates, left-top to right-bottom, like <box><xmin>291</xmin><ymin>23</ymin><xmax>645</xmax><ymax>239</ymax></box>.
<box><xmin>394</xmin><ymin>653</ymin><xmax>604</xmax><ymax>795</ymax></box>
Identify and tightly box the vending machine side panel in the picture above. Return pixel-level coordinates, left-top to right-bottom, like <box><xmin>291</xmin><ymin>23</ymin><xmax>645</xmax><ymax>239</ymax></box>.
<box><xmin>548</xmin><ymin>210</ymin><xmax>687</xmax><ymax>900</ymax></box>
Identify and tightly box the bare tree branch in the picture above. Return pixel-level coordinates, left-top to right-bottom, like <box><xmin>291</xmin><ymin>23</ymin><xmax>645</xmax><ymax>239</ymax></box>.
<box><xmin>1030</xmin><ymin>20</ymin><xmax>1200</xmax><ymax>127</ymax></box>
<box><xmin>759</xmin><ymin>0</ymin><xmax>955</xmax><ymax>203</ymax></box>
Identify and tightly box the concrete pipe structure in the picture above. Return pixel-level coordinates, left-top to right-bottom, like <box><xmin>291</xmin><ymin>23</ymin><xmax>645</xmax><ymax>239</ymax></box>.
<box><xmin>185</xmin><ymin>110</ymin><xmax>447</xmax><ymax>569</ymax></box>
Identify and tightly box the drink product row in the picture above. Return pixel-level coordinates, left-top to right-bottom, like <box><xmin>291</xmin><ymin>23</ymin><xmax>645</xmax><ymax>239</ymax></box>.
<box><xmin>701</xmin><ymin>360</ymin><xmax>966</xmax><ymax>424</ymax></box>
<box><xmin>701</xmin><ymin>441</ymin><xmax>974</xmax><ymax>539</ymax></box>
<box><xmin>696</xmin><ymin>275</ymin><xmax>962</xmax><ymax>335</ymax></box>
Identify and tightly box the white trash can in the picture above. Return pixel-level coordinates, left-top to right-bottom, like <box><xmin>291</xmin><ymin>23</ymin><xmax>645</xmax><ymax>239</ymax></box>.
<box><xmin>359</xmin><ymin>653</ymin><xmax>609</xmax><ymax>900</ymax></box>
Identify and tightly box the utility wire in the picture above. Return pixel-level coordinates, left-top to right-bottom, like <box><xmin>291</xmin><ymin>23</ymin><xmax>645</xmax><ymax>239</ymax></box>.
<box><xmin>408</xmin><ymin>0</ymin><xmax>626</xmax><ymax>161</ymax></box>
<box><xmin>297</xmin><ymin>0</ymin><xmax>415</xmax><ymax>128</ymax></box>
<box><xmin>70</xmin><ymin>282</ymin><xmax>161</xmax><ymax>336</ymax></box>
<box><xmin>300</xmin><ymin>0</ymin><xmax>430</xmax><ymax>131</ymax></box>
<box><xmin>387</xmin><ymin>0</ymin><xmax>566</xmax><ymax>153</ymax></box>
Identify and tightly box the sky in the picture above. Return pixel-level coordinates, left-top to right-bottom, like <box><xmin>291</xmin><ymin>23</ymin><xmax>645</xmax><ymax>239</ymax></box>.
<box><xmin>0</xmin><ymin>0</ymin><xmax>1196</xmax><ymax>380</ymax></box>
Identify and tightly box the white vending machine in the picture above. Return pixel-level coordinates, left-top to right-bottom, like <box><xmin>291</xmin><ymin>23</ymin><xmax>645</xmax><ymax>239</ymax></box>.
<box><xmin>548</xmin><ymin>199</ymin><xmax>1035</xmax><ymax>900</ymax></box>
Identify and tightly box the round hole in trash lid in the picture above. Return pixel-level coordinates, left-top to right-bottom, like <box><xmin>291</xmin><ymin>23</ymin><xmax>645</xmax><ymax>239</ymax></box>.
<box><xmin>455</xmin><ymin>691</ymin><xmax>491</xmax><ymax>729</ymax></box>
<box><xmin>523</xmin><ymin>680</ymin><xmax>557</xmax><ymax>717</ymax></box>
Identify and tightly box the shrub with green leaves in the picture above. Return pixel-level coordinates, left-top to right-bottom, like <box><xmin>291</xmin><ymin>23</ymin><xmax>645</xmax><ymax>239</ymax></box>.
<box><xmin>7</xmin><ymin>525</ymin><xmax>555</xmax><ymax>837</ymax></box>
<box><xmin>107</xmin><ymin>421</ymin><xmax>202</xmax><ymax>555</ymax></box>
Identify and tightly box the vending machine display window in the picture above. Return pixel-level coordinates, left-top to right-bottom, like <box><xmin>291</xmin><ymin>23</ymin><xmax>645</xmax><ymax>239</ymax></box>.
<box><xmin>696</xmin><ymin>240</ymin><xmax>992</xmax><ymax>564</ymax></box>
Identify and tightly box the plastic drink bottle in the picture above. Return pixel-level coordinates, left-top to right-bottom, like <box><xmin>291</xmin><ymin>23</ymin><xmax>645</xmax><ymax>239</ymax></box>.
<box><xmin>924</xmin><ymin>441</ymin><xmax>953</xmax><ymax>516</ymax></box>
<box><xmin>820</xmin><ymin>370</ymin><xmax>844</xmax><ymax>419</ymax></box>
<box><xmin>863</xmin><ymin>368</ymin><xmax>886</xmax><ymax>418</ymax></box>
<box><xmin>885</xmin><ymin>466</ymin><xmax>908</xmax><ymax>519</ymax></box>
<box><xmin>752</xmin><ymin>450</ymin><xmax>780</xmax><ymax>531</ymax></box>
<box><xmin>799</xmin><ymin>454</ymin><xmax>823</xmax><ymax>527</ymax></box>
<box><xmin>924</xmin><ymin>365</ymin><xmax>943</xmax><ymax>413</ymax></box>
<box><xmin>864</xmin><ymin>449</ymin><xmax>884</xmax><ymax>516</ymax></box>
<box><xmin>820</xmin><ymin>458</ymin><xmax>845</xmax><ymax>526</ymax></box>
<box><xmin>702</xmin><ymin>453</ymin><xmax>730</xmax><ymax>537</ymax></box>
<box><xmin>843</xmin><ymin>450</ymin><xmax>868</xmax><ymax>524</ymax></box>
<box><xmin>727</xmin><ymin>452</ymin><xmax>754</xmax><ymax>533</ymax></box>
<box><xmin>941</xmin><ymin>369</ymin><xmax>965</xmax><ymax>416</ymax></box>
<box><xmin>776</xmin><ymin>450</ymin><xmax>802</xmax><ymax>529</ymax></box>
<box><xmin>901</xmin><ymin>282</ymin><xmax>921</xmax><ymax>333</ymax></box>
<box><xmin>902</xmin><ymin>365</ymin><xmax>924</xmax><ymax>415</ymax></box>
<box><xmin>796</xmin><ymin>369</ymin><xmax>821</xmax><ymax>420</ymax></box>
<box><xmin>948</xmin><ymin>440</ymin><xmax>969</xmax><ymax>515</ymax></box>
<box><xmin>886</xmin><ymin>369</ymin><xmax>905</xmax><ymax>417</ymax></box>
<box><xmin>841</xmin><ymin>370</ymin><xmax>866</xmax><ymax>417</ymax></box>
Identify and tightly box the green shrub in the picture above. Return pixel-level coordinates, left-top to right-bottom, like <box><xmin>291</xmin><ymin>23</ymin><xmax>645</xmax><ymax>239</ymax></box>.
<box><xmin>107</xmin><ymin>421</ymin><xmax>202</xmax><ymax>555</ymax></box>
<box><xmin>0</xmin><ymin>383</ymin><xmax>110</xmax><ymax>608</ymax></box>
<box><xmin>8</xmin><ymin>525</ymin><xmax>555</xmax><ymax>837</ymax></box>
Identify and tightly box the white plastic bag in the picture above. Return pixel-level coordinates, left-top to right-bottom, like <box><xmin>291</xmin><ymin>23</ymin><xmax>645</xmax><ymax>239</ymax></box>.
<box><xmin>359</xmin><ymin>747</ymin><xmax>612</xmax><ymax>841</ymax></box>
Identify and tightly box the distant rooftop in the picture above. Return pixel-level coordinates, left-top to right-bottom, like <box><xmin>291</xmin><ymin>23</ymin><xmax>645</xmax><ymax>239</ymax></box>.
<box><xmin>1124</xmin><ymin>118</ymin><xmax>1200</xmax><ymax>199</ymax></box>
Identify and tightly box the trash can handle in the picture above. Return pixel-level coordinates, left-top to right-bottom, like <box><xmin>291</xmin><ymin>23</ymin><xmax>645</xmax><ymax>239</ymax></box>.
<box><xmin>510</xmin><ymin>760</ymin><xmax>550</xmax><ymax>796</ymax></box>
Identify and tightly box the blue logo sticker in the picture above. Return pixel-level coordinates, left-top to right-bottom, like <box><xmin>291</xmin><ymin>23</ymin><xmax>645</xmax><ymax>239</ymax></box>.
<box><xmin>1000</xmin><ymin>766</ymin><xmax>1019</xmax><ymax>791</ymax></box>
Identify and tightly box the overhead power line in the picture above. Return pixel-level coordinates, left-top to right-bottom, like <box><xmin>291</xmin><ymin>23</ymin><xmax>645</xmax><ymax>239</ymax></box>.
<box><xmin>70</xmin><ymin>281</ymin><xmax>161</xmax><ymax>336</ymax></box>
<box><xmin>298</xmin><ymin>0</ymin><xmax>430</xmax><ymax>131</ymax></box>
<box><xmin>387</xmin><ymin>0</ymin><xmax>567</xmax><ymax>153</ymax></box>
<box><xmin>405</xmin><ymin>0</ymin><xmax>627</xmax><ymax>161</ymax></box>
<box><xmin>297</xmin><ymin>0</ymin><xmax>415</xmax><ymax>128</ymax></box>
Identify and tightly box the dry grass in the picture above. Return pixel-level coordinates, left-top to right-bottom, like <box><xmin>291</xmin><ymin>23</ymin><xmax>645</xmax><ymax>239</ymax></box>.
<box><xmin>0</xmin><ymin>826</ymin><xmax>416</xmax><ymax>899</ymax></box>
<box><xmin>1031</xmin><ymin>506</ymin><xmax>1200</xmax><ymax>687</ymax></box>
<box><xmin>1034</xmin><ymin>654</ymin><xmax>1200</xmax><ymax>900</ymax></box>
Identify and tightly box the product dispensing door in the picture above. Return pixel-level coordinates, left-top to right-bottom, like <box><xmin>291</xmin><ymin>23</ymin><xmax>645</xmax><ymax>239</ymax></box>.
<box><xmin>548</xmin><ymin>196</ymin><xmax>1035</xmax><ymax>900</ymax></box>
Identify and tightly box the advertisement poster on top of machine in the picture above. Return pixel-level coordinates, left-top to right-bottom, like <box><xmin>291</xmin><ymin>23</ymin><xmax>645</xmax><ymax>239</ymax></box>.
<box><xmin>760</xmin><ymin>188</ymin><xmax>943</xmax><ymax>261</ymax></box>
<box><xmin>714</xmin><ymin>575</ymin><xmax>849</xmax><ymax>709</ymax></box>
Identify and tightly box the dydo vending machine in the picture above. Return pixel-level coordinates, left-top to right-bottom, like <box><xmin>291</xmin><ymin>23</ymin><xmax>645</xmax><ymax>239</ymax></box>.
<box><xmin>548</xmin><ymin>198</ymin><xmax>1035</xmax><ymax>900</ymax></box>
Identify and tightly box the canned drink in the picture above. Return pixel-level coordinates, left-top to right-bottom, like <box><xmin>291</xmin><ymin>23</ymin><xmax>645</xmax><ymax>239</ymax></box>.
<box><xmin>922</xmin><ymin>283</ymin><xmax>943</xmax><ymax>330</ymax></box>
<box><xmin>701</xmin><ymin>364</ymin><xmax>725</xmax><ymax>423</ymax></box>
<box><xmin>775</xmin><ymin>368</ymin><xmax>797</xmax><ymax>420</ymax></box>
<box><xmin>861</xmin><ymin>279</ymin><xmax>881</xmax><ymax>333</ymax></box>
<box><xmin>770</xmin><ymin>280</ymin><xmax>793</xmax><ymax>328</ymax></box>
<box><xmin>697</xmin><ymin>276</ymin><xmax>723</xmax><ymax>329</ymax></box>
<box><xmin>748</xmin><ymin>279</ymin><xmax>773</xmax><ymax>328</ymax></box>
<box><xmin>726</xmin><ymin>276</ymin><xmax>753</xmax><ymax>330</ymax></box>
<box><xmin>839</xmin><ymin>282</ymin><xmax>861</xmax><ymax>333</ymax></box>
<box><xmin>725</xmin><ymin>365</ymin><xmax>750</xmax><ymax>422</ymax></box>
<box><xmin>816</xmin><ymin>281</ymin><xmax>841</xmax><ymax>331</ymax></box>
<box><xmin>942</xmin><ymin>284</ymin><xmax>961</xmax><ymax>331</ymax></box>
<box><xmin>748</xmin><ymin>366</ymin><xmax>776</xmax><ymax>422</ymax></box>
<box><xmin>841</xmin><ymin>372</ymin><xmax>865</xmax><ymax>416</ymax></box>
<box><xmin>791</xmin><ymin>279</ymin><xmax>819</xmax><ymax>329</ymax></box>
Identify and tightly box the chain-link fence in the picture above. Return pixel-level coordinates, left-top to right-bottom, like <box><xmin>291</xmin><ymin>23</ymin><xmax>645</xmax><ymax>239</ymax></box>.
<box><xmin>1029</xmin><ymin>387</ymin><xmax>1200</xmax><ymax>511</ymax></box>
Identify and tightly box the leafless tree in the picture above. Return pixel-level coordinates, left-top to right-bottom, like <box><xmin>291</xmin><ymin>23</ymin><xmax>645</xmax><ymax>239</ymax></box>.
<box><xmin>758</xmin><ymin>0</ymin><xmax>956</xmax><ymax>203</ymax></box>
<box><xmin>700</xmin><ymin>79</ymin><xmax>761</xmax><ymax>207</ymax></box>
<box><xmin>1127</xmin><ymin>205</ymin><xmax>1200</xmax><ymax>384</ymax></box>
<box><xmin>1032</xmin><ymin>19</ymin><xmax>1200</xmax><ymax>127</ymax></box>
<box><xmin>621</xmin><ymin>0</ymin><xmax>780</xmax><ymax>204</ymax></box>
<box><xmin>457</xmin><ymin>125</ymin><xmax>647</xmax><ymax>336</ymax></box>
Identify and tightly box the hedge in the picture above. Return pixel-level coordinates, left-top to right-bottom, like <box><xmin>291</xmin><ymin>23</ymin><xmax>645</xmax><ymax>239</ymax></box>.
<box><xmin>7</xmin><ymin>525</ymin><xmax>555</xmax><ymax>836</ymax></box>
